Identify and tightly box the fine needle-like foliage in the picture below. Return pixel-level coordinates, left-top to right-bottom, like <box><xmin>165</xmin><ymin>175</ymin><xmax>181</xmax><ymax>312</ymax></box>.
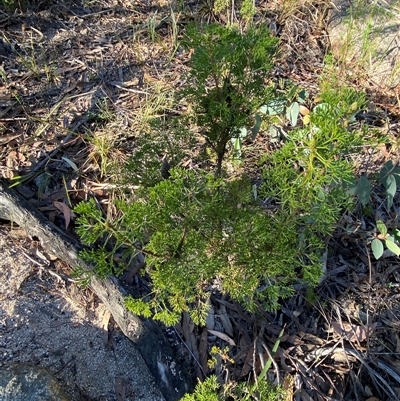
<box><xmin>260</xmin><ymin>83</ymin><xmax>368</xmax><ymax>283</ymax></box>
<box><xmin>181</xmin><ymin>23</ymin><xmax>278</xmax><ymax>176</ymax></box>
<box><xmin>74</xmin><ymin>23</ymin><xmax>371</xmax><ymax>327</ymax></box>
<box><xmin>180</xmin><ymin>374</ymin><xmax>286</xmax><ymax>401</ymax></box>
<box><xmin>75</xmin><ymin>168</ymin><xmax>299</xmax><ymax>325</ymax></box>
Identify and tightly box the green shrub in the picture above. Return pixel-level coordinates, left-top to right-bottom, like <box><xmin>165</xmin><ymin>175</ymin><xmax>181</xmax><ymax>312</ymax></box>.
<box><xmin>180</xmin><ymin>375</ymin><xmax>286</xmax><ymax>401</ymax></box>
<box><xmin>181</xmin><ymin>23</ymin><xmax>279</xmax><ymax>176</ymax></box>
<box><xmin>76</xmin><ymin>168</ymin><xmax>300</xmax><ymax>325</ymax></box>
<box><xmin>74</xmin><ymin>23</ymin><xmax>371</xmax><ymax>326</ymax></box>
<box><xmin>259</xmin><ymin>84</ymin><xmax>368</xmax><ymax>282</ymax></box>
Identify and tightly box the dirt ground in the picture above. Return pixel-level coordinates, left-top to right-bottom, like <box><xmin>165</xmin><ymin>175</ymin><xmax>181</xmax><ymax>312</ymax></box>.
<box><xmin>1</xmin><ymin>0</ymin><xmax>400</xmax><ymax>400</ymax></box>
<box><xmin>0</xmin><ymin>226</ymin><xmax>165</xmax><ymax>401</ymax></box>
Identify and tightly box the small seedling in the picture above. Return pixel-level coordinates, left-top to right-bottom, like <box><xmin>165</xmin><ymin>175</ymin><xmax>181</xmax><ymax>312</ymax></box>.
<box><xmin>371</xmin><ymin>220</ymin><xmax>400</xmax><ymax>259</ymax></box>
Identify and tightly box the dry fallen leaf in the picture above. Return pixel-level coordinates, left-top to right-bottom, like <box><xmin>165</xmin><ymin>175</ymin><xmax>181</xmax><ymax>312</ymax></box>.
<box><xmin>240</xmin><ymin>344</ymin><xmax>254</xmax><ymax>377</ymax></box>
<box><xmin>332</xmin><ymin>321</ymin><xmax>377</xmax><ymax>343</ymax></box>
<box><xmin>299</xmin><ymin>105</ymin><xmax>310</xmax><ymax>115</ymax></box>
<box><xmin>207</xmin><ymin>329</ymin><xmax>236</xmax><ymax>346</ymax></box>
<box><xmin>54</xmin><ymin>201</ymin><xmax>74</xmax><ymax>230</ymax></box>
<box><xmin>300</xmin><ymin>388</ymin><xmax>314</xmax><ymax>401</ymax></box>
<box><xmin>300</xmin><ymin>332</ymin><xmax>325</xmax><ymax>345</ymax></box>
<box><xmin>217</xmin><ymin>304</ymin><xmax>233</xmax><ymax>336</ymax></box>
<box><xmin>331</xmin><ymin>351</ymin><xmax>348</xmax><ymax>363</ymax></box>
<box><xmin>205</xmin><ymin>300</ymin><xmax>215</xmax><ymax>330</ymax></box>
<box><xmin>198</xmin><ymin>327</ymin><xmax>209</xmax><ymax>377</ymax></box>
<box><xmin>0</xmin><ymin>133</ymin><xmax>22</xmax><ymax>145</ymax></box>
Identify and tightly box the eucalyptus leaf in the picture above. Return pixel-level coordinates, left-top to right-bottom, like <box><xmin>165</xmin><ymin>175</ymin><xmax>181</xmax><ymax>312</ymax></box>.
<box><xmin>394</xmin><ymin>171</ymin><xmax>400</xmax><ymax>186</ymax></box>
<box><xmin>385</xmin><ymin>238</ymin><xmax>400</xmax><ymax>256</ymax></box>
<box><xmin>259</xmin><ymin>99</ymin><xmax>286</xmax><ymax>115</ymax></box>
<box><xmin>371</xmin><ymin>239</ymin><xmax>384</xmax><ymax>259</ymax></box>
<box><xmin>297</xmin><ymin>89</ymin><xmax>308</xmax><ymax>104</ymax></box>
<box><xmin>376</xmin><ymin>220</ymin><xmax>387</xmax><ymax>236</ymax></box>
<box><xmin>379</xmin><ymin>160</ymin><xmax>394</xmax><ymax>182</ymax></box>
<box><xmin>251</xmin><ymin>114</ymin><xmax>262</xmax><ymax>140</ymax></box>
<box><xmin>286</xmin><ymin>102</ymin><xmax>300</xmax><ymax>126</ymax></box>
<box><xmin>252</xmin><ymin>184</ymin><xmax>258</xmax><ymax>200</ymax></box>
<box><xmin>231</xmin><ymin>136</ymin><xmax>242</xmax><ymax>151</ymax></box>
<box><xmin>356</xmin><ymin>175</ymin><xmax>371</xmax><ymax>206</ymax></box>
<box><xmin>238</xmin><ymin>127</ymin><xmax>247</xmax><ymax>138</ymax></box>
<box><xmin>62</xmin><ymin>156</ymin><xmax>79</xmax><ymax>171</ymax></box>
<box><xmin>382</xmin><ymin>174</ymin><xmax>396</xmax><ymax>208</ymax></box>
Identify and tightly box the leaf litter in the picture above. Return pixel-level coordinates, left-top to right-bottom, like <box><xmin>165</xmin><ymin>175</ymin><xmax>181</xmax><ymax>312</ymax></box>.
<box><xmin>1</xmin><ymin>0</ymin><xmax>400</xmax><ymax>400</ymax></box>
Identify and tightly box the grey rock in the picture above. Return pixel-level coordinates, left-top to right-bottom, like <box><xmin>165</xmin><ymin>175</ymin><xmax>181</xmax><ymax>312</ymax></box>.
<box><xmin>0</xmin><ymin>363</ymin><xmax>70</xmax><ymax>401</ymax></box>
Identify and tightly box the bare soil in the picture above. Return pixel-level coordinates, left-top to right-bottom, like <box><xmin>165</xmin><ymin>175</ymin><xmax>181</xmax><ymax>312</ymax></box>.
<box><xmin>0</xmin><ymin>226</ymin><xmax>164</xmax><ymax>401</ymax></box>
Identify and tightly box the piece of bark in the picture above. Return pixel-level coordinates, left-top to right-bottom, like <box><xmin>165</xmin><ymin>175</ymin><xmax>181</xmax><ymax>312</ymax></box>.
<box><xmin>0</xmin><ymin>181</ymin><xmax>192</xmax><ymax>401</ymax></box>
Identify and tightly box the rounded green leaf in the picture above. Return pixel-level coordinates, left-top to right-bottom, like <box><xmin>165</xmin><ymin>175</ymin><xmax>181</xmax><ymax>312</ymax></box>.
<box><xmin>371</xmin><ymin>238</ymin><xmax>384</xmax><ymax>259</ymax></box>
<box><xmin>286</xmin><ymin>102</ymin><xmax>300</xmax><ymax>126</ymax></box>
<box><xmin>376</xmin><ymin>220</ymin><xmax>387</xmax><ymax>236</ymax></box>
<box><xmin>238</xmin><ymin>127</ymin><xmax>247</xmax><ymax>138</ymax></box>
<box><xmin>385</xmin><ymin>237</ymin><xmax>400</xmax><ymax>256</ymax></box>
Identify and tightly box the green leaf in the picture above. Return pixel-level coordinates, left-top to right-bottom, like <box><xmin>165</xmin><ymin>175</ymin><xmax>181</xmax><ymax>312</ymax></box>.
<box><xmin>297</xmin><ymin>89</ymin><xmax>308</xmax><ymax>104</ymax></box>
<box><xmin>382</xmin><ymin>174</ymin><xmax>396</xmax><ymax>209</ymax></box>
<box><xmin>385</xmin><ymin>237</ymin><xmax>400</xmax><ymax>256</ymax></box>
<box><xmin>287</xmin><ymin>85</ymin><xmax>298</xmax><ymax>100</ymax></box>
<box><xmin>252</xmin><ymin>184</ymin><xmax>258</xmax><ymax>200</ymax></box>
<box><xmin>251</xmin><ymin>114</ymin><xmax>262</xmax><ymax>140</ymax></box>
<box><xmin>286</xmin><ymin>102</ymin><xmax>300</xmax><ymax>126</ymax></box>
<box><xmin>238</xmin><ymin>127</ymin><xmax>247</xmax><ymax>138</ymax></box>
<box><xmin>231</xmin><ymin>136</ymin><xmax>242</xmax><ymax>161</ymax></box>
<box><xmin>376</xmin><ymin>220</ymin><xmax>387</xmax><ymax>236</ymax></box>
<box><xmin>257</xmin><ymin>326</ymin><xmax>284</xmax><ymax>381</ymax></box>
<box><xmin>61</xmin><ymin>156</ymin><xmax>79</xmax><ymax>171</ymax></box>
<box><xmin>394</xmin><ymin>172</ymin><xmax>400</xmax><ymax>186</ymax></box>
<box><xmin>259</xmin><ymin>99</ymin><xmax>286</xmax><ymax>115</ymax></box>
<box><xmin>9</xmin><ymin>172</ymin><xmax>38</xmax><ymax>188</ymax></box>
<box><xmin>356</xmin><ymin>175</ymin><xmax>371</xmax><ymax>206</ymax></box>
<box><xmin>371</xmin><ymin>239</ymin><xmax>384</xmax><ymax>259</ymax></box>
<box><xmin>232</xmin><ymin>137</ymin><xmax>241</xmax><ymax>151</ymax></box>
<box><xmin>379</xmin><ymin>160</ymin><xmax>394</xmax><ymax>182</ymax></box>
